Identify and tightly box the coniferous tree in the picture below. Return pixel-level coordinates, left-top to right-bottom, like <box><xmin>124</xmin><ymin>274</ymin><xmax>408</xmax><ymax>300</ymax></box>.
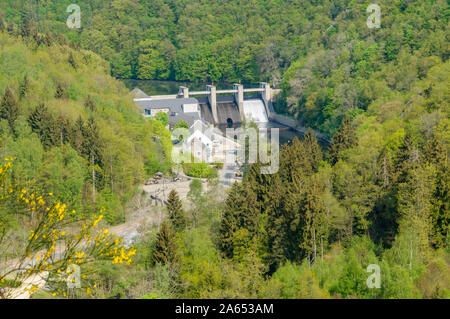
<box><xmin>299</xmin><ymin>178</ymin><xmax>328</xmax><ymax>265</ymax></box>
<box><xmin>28</xmin><ymin>103</ymin><xmax>53</xmax><ymax>147</ymax></box>
<box><xmin>328</xmin><ymin>116</ymin><xmax>358</xmax><ymax>165</ymax></box>
<box><xmin>55</xmin><ymin>82</ymin><xmax>66</xmax><ymax>99</ymax></box>
<box><xmin>167</xmin><ymin>190</ymin><xmax>187</xmax><ymax>232</ymax></box>
<box><xmin>68</xmin><ymin>52</ymin><xmax>78</xmax><ymax>69</ymax></box>
<box><xmin>423</xmin><ymin>133</ymin><xmax>447</xmax><ymax>165</ymax></box>
<box><xmin>423</xmin><ymin>134</ymin><xmax>449</xmax><ymax>248</ymax></box>
<box><xmin>55</xmin><ymin>114</ymin><xmax>73</xmax><ymax>146</ymax></box>
<box><xmin>153</xmin><ymin>221</ymin><xmax>179</xmax><ymax>265</ymax></box>
<box><xmin>303</xmin><ymin>128</ymin><xmax>322</xmax><ymax>172</ymax></box>
<box><xmin>72</xmin><ymin>116</ymin><xmax>85</xmax><ymax>153</ymax></box>
<box><xmin>220</xmin><ymin>182</ymin><xmax>259</xmax><ymax>258</ymax></box>
<box><xmin>19</xmin><ymin>74</ymin><xmax>30</xmax><ymax>99</ymax></box>
<box><xmin>0</xmin><ymin>86</ymin><xmax>19</xmax><ymax>131</ymax></box>
<box><xmin>82</xmin><ymin>117</ymin><xmax>103</xmax><ymax>205</ymax></box>
<box><xmin>393</xmin><ymin>132</ymin><xmax>420</xmax><ymax>184</ymax></box>
<box><xmin>396</xmin><ymin>167</ymin><xmax>435</xmax><ymax>262</ymax></box>
<box><xmin>20</xmin><ymin>6</ymin><xmax>36</xmax><ymax>39</ymax></box>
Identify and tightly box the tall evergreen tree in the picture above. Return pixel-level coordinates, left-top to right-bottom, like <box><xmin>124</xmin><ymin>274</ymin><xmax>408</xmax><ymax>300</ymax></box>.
<box><xmin>68</xmin><ymin>52</ymin><xmax>78</xmax><ymax>69</ymax></box>
<box><xmin>153</xmin><ymin>221</ymin><xmax>179</xmax><ymax>265</ymax></box>
<box><xmin>28</xmin><ymin>103</ymin><xmax>53</xmax><ymax>147</ymax></box>
<box><xmin>72</xmin><ymin>116</ymin><xmax>85</xmax><ymax>153</ymax></box>
<box><xmin>0</xmin><ymin>86</ymin><xmax>19</xmax><ymax>131</ymax></box>
<box><xmin>328</xmin><ymin>116</ymin><xmax>358</xmax><ymax>165</ymax></box>
<box><xmin>82</xmin><ymin>117</ymin><xmax>103</xmax><ymax>205</ymax></box>
<box><xmin>302</xmin><ymin>128</ymin><xmax>322</xmax><ymax>172</ymax></box>
<box><xmin>220</xmin><ymin>182</ymin><xmax>259</xmax><ymax>258</ymax></box>
<box><xmin>393</xmin><ymin>132</ymin><xmax>420</xmax><ymax>184</ymax></box>
<box><xmin>167</xmin><ymin>190</ymin><xmax>187</xmax><ymax>232</ymax></box>
<box><xmin>55</xmin><ymin>82</ymin><xmax>66</xmax><ymax>99</ymax></box>
<box><xmin>19</xmin><ymin>74</ymin><xmax>30</xmax><ymax>99</ymax></box>
<box><xmin>423</xmin><ymin>133</ymin><xmax>449</xmax><ymax>248</ymax></box>
<box><xmin>299</xmin><ymin>178</ymin><xmax>328</xmax><ymax>265</ymax></box>
<box><xmin>20</xmin><ymin>6</ymin><xmax>36</xmax><ymax>39</ymax></box>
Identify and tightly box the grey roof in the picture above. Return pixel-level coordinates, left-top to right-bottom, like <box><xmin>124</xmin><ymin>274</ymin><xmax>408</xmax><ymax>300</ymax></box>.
<box><xmin>136</xmin><ymin>98</ymin><xmax>200</xmax><ymax>113</ymax></box>
<box><xmin>135</xmin><ymin>97</ymin><xmax>201</xmax><ymax>127</ymax></box>
<box><xmin>169</xmin><ymin>112</ymin><xmax>200</xmax><ymax>127</ymax></box>
<box><xmin>130</xmin><ymin>88</ymin><xmax>150</xmax><ymax>99</ymax></box>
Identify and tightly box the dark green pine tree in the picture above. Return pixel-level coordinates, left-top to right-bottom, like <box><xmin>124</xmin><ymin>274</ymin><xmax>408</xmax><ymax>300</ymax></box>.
<box><xmin>72</xmin><ymin>116</ymin><xmax>85</xmax><ymax>153</ymax></box>
<box><xmin>431</xmin><ymin>160</ymin><xmax>449</xmax><ymax>248</ymax></box>
<box><xmin>55</xmin><ymin>82</ymin><xmax>66</xmax><ymax>99</ymax></box>
<box><xmin>0</xmin><ymin>86</ymin><xmax>19</xmax><ymax>131</ymax></box>
<box><xmin>423</xmin><ymin>133</ymin><xmax>447</xmax><ymax>165</ymax></box>
<box><xmin>279</xmin><ymin>136</ymin><xmax>305</xmax><ymax>192</ymax></box>
<box><xmin>28</xmin><ymin>103</ymin><xmax>53</xmax><ymax>148</ymax></box>
<box><xmin>393</xmin><ymin>132</ymin><xmax>420</xmax><ymax>184</ymax></box>
<box><xmin>82</xmin><ymin>117</ymin><xmax>102</xmax><ymax>166</ymax></box>
<box><xmin>82</xmin><ymin>117</ymin><xmax>103</xmax><ymax>206</ymax></box>
<box><xmin>19</xmin><ymin>74</ymin><xmax>30</xmax><ymax>99</ymax></box>
<box><xmin>265</xmin><ymin>172</ymin><xmax>287</xmax><ymax>272</ymax></box>
<box><xmin>328</xmin><ymin>116</ymin><xmax>358</xmax><ymax>165</ymax></box>
<box><xmin>167</xmin><ymin>190</ymin><xmax>187</xmax><ymax>232</ymax></box>
<box><xmin>20</xmin><ymin>6</ymin><xmax>36</xmax><ymax>39</ymax></box>
<box><xmin>152</xmin><ymin>221</ymin><xmax>179</xmax><ymax>265</ymax></box>
<box><xmin>55</xmin><ymin>114</ymin><xmax>73</xmax><ymax>146</ymax></box>
<box><xmin>299</xmin><ymin>178</ymin><xmax>328</xmax><ymax>265</ymax></box>
<box><xmin>423</xmin><ymin>134</ymin><xmax>449</xmax><ymax>248</ymax></box>
<box><xmin>302</xmin><ymin>128</ymin><xmax>322</xmax><ymax>172</ymax></box>
<box><xmin>219</xmin><ymin>182</ymin><xmax>259</xmax><ymax>258</ymax></box>
<box><xmin>68</xmin><ymin>52</ymin><xmax>78</xmax><ymax>69</ymax></box>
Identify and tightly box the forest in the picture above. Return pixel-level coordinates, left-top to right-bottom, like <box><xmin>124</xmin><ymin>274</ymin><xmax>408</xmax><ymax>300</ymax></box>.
<box><xmin>0</xmin><ymin>0</ymin><xmax>449</xmax><ymax>299</ymax></box>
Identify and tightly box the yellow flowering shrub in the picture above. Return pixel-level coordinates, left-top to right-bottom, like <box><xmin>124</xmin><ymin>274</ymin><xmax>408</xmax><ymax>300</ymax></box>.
<box><xmin>0</xmin><ymin>159</ymin><xmax>136</xmax><ymax>298</ymax></box>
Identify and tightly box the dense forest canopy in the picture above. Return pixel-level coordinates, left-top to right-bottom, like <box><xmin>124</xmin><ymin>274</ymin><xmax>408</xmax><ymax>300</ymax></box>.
<box><xmin>0</xmin><ymin>0</ymin><xmax>448</xmax><ymax>136</ymax></box>
<box><xmin>0</xmin><ymin>31</ymin><xmax>172</xmax><ymax>225</ymax></box>
<box><xmin>0</xmin><ymin>0</ymin><xmax>448</xmax><ymax>299</ymax></box>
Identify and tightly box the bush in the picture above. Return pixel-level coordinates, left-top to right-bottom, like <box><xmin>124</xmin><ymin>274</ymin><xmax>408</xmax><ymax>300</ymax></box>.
<box><xmin>154</xmin><ymin>111</ymin><xmax>168</xmax><ymax>126</ymax></box>
<box><xmin>182</xmin><ymin>162</ymin><xmax>218</xmax><ymax>178</ymax></box>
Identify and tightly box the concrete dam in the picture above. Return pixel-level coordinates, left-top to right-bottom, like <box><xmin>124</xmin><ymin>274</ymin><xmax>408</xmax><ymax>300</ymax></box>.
<box><xmin>133</xmin><ymin>83</ymin><xmax>279</xmax><ymax>128</ymax></box>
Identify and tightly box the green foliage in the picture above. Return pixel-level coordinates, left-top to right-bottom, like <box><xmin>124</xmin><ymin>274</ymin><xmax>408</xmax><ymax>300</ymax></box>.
<box><xmin>167</xmin><ymin>190</ymin><xmax>187</xmax><ymax>232</ymax></box>
<box><xmin>182</xmin><ymin>162</ymin><xmax>218</xmax><ymax>179</ymax></box>
<box><xmin>0</xmin><ymin>32</ymin><xmax>171</xmax><ymax>223</ymax></box>
<box><xmin>154</xmin><ymin>111</ymin><xmax>168</xmax><ymax>126</ymax></box>
<box><xmin>153</xmin><ymin>221</ymin><xmax>180</xmax><ymax>266</ymax></box>
<box><xmin>174</xmin><ymin>120</ymin><xmax>189</xmax><ymax>130</ymax></box>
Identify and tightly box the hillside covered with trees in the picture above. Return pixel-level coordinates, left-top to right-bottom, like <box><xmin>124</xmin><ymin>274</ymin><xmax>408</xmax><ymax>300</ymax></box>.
<box><xmin>0</xmin><ymin>0</ymin><xmax>448</xmax><ymax>299</ymax></box>
<box><xmin>0</xmin><ymin>30</ymin><xmax>171</xmax><ymax>225</ymax></box>
<box><xmin>0</xmin><ymin>0</ymin><xmax>448</xmax><ymax>137</ymax></box>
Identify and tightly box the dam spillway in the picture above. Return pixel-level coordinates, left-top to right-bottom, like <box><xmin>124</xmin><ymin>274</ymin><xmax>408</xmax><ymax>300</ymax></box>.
<box><xmin>243</xmin><ymin>99</ymin><xmax>268</xmax><ymax>123</ymax></box>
